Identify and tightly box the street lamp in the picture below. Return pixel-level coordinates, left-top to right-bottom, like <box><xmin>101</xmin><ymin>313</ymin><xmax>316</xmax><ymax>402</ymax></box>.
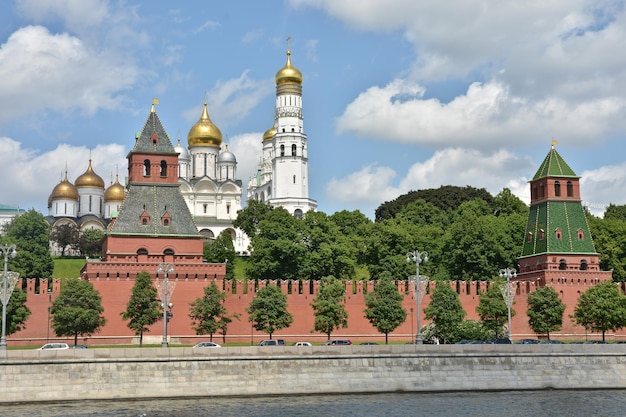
<box><xmin>1</xmin><ymin>244</ymin><xmax>18</xmax><ymax>351</ymax></box>
<box><xmin>407</xmin><ymin>249</ymin><xmax>428</xmax><ymax>344</ymax></box>
<box><xmin>499</xmin><ymin>267</ymin><xmax>517</xmax><ymax>342</ymax></box>
<box><xmin>157</xmin><ymin>263</ymin><xmax>174</xmax><ymax>348</ymax></box>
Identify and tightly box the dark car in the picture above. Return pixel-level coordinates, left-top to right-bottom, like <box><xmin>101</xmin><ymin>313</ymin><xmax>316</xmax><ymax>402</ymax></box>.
<box><xmin>322</xmin><ymin>339</ymin><xmax>352</xmax><ymax>346</ymax></box>
<box><xmin>257</xmin><ymin>339</ymin><xmax>286</xmax><ymax>346</ymax></box>
<box><xmin>516</xmin><ymin>339</ymin><xmax>540</xmax><ymax>344</ymax></box>
<box><xmin>539</xmin><ymin>340</ymin><xmax>564</xmax><ymax>344</ymax></box>
<box><xmin>487</xmin><ymin>338</ymin><xmax>512</xmax><ymax>344</ymax></box>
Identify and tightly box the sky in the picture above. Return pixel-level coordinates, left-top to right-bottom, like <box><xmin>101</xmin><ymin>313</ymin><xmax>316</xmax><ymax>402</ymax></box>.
<box><xmin>1</xmin><ymin>0</ymin><xmax>626</xmax><ymax>219</ymax></box>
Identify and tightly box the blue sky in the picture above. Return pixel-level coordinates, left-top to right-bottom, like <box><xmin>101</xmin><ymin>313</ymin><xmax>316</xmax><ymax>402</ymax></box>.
<box><xmin>1</xmin><ymin>0</ymin><xmax>626</xmax><ymax>219</ymax></box>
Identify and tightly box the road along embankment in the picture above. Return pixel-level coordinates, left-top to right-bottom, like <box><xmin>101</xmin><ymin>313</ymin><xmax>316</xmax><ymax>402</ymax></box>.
<box><xmin>1</xmin><ymin>344</ymin><xmax>626</xmax><ymax>404</ymax></box>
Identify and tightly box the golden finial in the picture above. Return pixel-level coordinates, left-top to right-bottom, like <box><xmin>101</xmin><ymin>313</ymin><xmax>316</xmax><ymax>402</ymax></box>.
<box><xmin>151</xmin><ymin>98</ymin><xmax>160</xmax><ymax>113</ymax></box>
<box><xmin>551</xmin><ymin>139</ymin><xmax>558</xmax><ymax>149</ymax></box>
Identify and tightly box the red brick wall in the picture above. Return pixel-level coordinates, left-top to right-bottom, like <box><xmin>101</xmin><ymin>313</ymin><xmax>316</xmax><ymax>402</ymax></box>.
<box><xmin>11</xmin><ymin>277</ymin><xmax>626</xmax><ymax>347</ymax></box>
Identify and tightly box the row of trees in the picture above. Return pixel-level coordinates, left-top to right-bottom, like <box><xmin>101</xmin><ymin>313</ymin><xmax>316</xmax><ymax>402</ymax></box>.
<box><xmin>5</xmin><ymin>271</ymin><xmax>624</xmax><ymax>346</ymax></box>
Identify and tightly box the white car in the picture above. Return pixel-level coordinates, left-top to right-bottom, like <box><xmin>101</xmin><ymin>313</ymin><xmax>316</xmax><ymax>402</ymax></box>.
<box><xmin>294</xmin><ymin>341</ymin><xmax>312</xmax><ymax>347</ymax></box>
<box><xmin>193</xmin><ymin>342</ymin><xmax>221</xmax><ymax>348</ymax></box>
<box><xmin>38</xmin><ymin>343</ymin><xmax>70</xmax><ymax>350</ymax></box>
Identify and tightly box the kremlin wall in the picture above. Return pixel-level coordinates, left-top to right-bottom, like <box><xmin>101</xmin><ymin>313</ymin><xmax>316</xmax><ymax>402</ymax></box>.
<box><xmin>8</xmin><ymin>272</ymin><xmax>621</xmax><ymax>347</ymax></box>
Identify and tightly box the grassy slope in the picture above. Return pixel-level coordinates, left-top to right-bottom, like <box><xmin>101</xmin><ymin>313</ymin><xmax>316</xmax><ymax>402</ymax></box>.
<box><xmin>52</xmin><ymin>258</ymin><xmax>85</xmax><ymax>279</ymax></box>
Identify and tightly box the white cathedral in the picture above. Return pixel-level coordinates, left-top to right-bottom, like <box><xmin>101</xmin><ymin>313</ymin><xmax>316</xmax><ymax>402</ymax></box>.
<box><xmin>47</xmin><ymin>45</ymin><xmax>317</xmax><ymax>255</ymax></box>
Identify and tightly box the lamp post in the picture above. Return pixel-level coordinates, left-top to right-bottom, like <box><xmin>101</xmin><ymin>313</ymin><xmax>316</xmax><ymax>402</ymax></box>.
<box><xmin>157</xmin><ymin>263</ymin><xmax>174</xmax><ymax>348</ymax></box>
<box><xmin>1</xmin><ymin>244</ymin><xmax>17</xmax><ymax>351</ymax></box>
<box><xmin>407</xmin><ymin>249</ymin><xmax>428</xmax><ymax>344</ymax></box>
<box><xmin>499</xmin><ymin>267</ymin><xmax>517</xmax><ymax>342</ymax></box>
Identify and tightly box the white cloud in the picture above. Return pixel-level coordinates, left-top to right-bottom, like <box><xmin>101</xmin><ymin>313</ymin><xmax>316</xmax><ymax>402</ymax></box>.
<box><xmin>0</xmin><ymin>137</ymin><xmax>126</xmax><ymax>212</ymax></box>
<box><xmin>182</xmin><ymin>71</ymin><xmax>273</xmax><ymax>129</ymax></box>
<box><xmin>581</xmin><ymin>163</ymin><xmax>626</xmax><ymax>213</ymax></box>
<box><xmin>16</xmin><ymin>0</ymin><xmax>110</xmax><ymax>34</ymax></box>
<box><xmin>229</xmin><ymin>133</ymin><xmax>264</xmax><ymax>201</ymax></box>
<box><xmin>0</xmin><ymin>25</ymin><xmax>140</xmax><ymax>124</ymax></box>
<box><xmin>325</xmin><ymin>148</ymin><xmax>535</xmax><ymax>208</ymax></box>
<box><xmin>336</xmin><ymin>79</ymin><xmax>626</xmax><ymax>149</ymax></box>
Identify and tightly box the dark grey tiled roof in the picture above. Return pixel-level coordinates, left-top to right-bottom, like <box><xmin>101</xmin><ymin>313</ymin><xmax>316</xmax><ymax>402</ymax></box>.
<box><xmin>109</xmin><ymin>183</ymin><xmax>200</xmax><ymax>236</ymax></box>
<box><xmin>132</xmin><ymin>111</ymin><xmax>176</xmax><ymax>154</ymax></box>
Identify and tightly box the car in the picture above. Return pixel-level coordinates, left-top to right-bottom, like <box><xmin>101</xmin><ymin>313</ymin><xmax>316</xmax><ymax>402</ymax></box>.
<box><xmin>70</xmin><ymin>345</ymin><xmax>88</xmax><ymax>349</ymax></box>
<box><xmin>322</xmin><ymin>339</ymin><xmax>352</xmax><ymax>346</ymax></box>
<box><xmin>293</xmin><ymin>341</ymin><xmax>312</xmax><ymax>347</ymax></box>
<box><xmin>193</xmin><ymin>342</ymin><xmax>221</xmax><ymax>348</ymax></box>
<box><xmin>487</xmin><ymin>338</ymin><xmax>512</xmax><ymax>344</ymax></box>
<box><xmin>257</xmin><ymin>339</ymin><xmax>286</xmax><ymax>346</ymax></box>
<box><xmin>38</xmin><ymin>343</ymin><xmax>70</xmax><ymax>350</ymax></box>
<box><xmin>516</xmin><ymin>339</ymin><xmax>541</xmax><ymax>344</ymax></box>
<box><xmin>539</xmin><ymin>340</ymin><xmax>564</xmax><ymax>344</ymax></box>
<box><xmin>584</xmin><ymin>340</ymin><xmax>608</xmax><ymax>344</ymax></box>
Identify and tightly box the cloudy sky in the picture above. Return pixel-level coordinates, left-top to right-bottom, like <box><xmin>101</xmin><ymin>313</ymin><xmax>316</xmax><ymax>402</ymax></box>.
<box><xmin>1</xmin><ymin>0</ymin><xmax>625</xmax><ymax>219</ymax></box>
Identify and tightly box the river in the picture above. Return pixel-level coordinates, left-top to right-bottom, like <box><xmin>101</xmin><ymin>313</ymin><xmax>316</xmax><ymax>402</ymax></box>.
<box><xmin>4</xmin><ymin>390</ymin><xmax>625</xmax><ymax>417</ymax></box>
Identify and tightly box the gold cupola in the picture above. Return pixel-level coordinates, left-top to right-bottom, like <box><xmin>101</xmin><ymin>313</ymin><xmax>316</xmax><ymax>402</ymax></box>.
<box><xmin>263</xmin><ymin>125</ymin><xmax>276</xmax><ymax>142</ymax></box>
<box><xmin>187</xmin><ymin>103</ymin><xmax>223</xmax><ymax>148</ymax></box>
<box><xmin>275</xmin><ymin>48</ymin><xmax>303</xmax><ymax>86</ymax></box>
<box><xmin>75</xmin><ymin>159</ymin><xmax>105</xmax><ymax>188</ymax></box>
<box><xmin>48</xmin><ymin>173</ymin><xmax>79</xmax><ymax>207</ymax></box>
<box><xmin>104</xmin><ymin>174</ymin><xmax>126</xmax><ymax>202</ymax></box>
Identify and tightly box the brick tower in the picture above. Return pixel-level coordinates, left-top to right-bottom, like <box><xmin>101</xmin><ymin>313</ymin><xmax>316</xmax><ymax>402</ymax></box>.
<box><xmin>516</xmin><ymin>143</ymin><xmax>612</xmax><ymax>285</ymax></box>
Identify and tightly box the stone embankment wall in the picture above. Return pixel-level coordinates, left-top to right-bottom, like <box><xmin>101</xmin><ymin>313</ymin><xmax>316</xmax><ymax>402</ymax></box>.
<box><xmin>2</xmin><ymin>345</ymin><xmax>626</xmax><ymax>404</ymax></box>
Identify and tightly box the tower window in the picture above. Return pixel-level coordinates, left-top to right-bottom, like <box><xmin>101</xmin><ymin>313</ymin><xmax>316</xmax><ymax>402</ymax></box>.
<box><xmin>293</xmin><ymin>175</ymin><xmax>296</xmax><ymax>184</ymax></box>
<box><xmin>555</xmin><ymin>228</ymin><xmax>562</xmax><ymax>240</ymax></box>
<box><xmin>527</xmin><ymin>232</ymin><xmax>532</xmax><ymax>243</ymax></box>
<box><xmin>226</xmin><ymin>202</ymin><xmax>231</xmax><ymax>214</ymax></box>
<box><xmin>554</xmin><ymin>181</ymin><xmax>561</xmax><ymax>197</ymax></box>
<box><xmin>567</xmin><ymin>181</ymin><xmax>573</xmax><ymax>197</ymax></box>
<box><xmin>292</xmin><ymin>144</ymin><xmax>297</xmax><ymax>156</ymax></box>
<box><xmin>142</xmin><ymin>218</ymin><xmax>148</xmax><ymax>225</ymax></box>
<box><xmin>203</xmin><ymin>203</ymin><xmax>207</xmax><ymax>214</ymax></box>
<box><xmin>539</xmin><ymin>229</ymin><xmax>545</xmax><ymax>240</ymax></box>
<box><xmin>580</xmin><ymin>259</ymin><xmax>588</xmax><ymax>270</ymax></box>
<box><xmin>280</xmin><ymin>145</ymin><xmax>285</xmax><ymax>157</ymax></box>
<box><xmin>143</xmin><ymin>160</ymin><xmax>151</xmax><ymax>176</ymax></box>
<box><xmin>577</xmin><ymin>229</ymin><xmax>585</xmax><ymax>240</ymax></box>
<box><xmin>160</xmin><ymin>160</ymin><xmax>167</xmax><ymax>177</ymax></box>
<box><xmin>539</xmin><ymin>183</ymin><xmax>544</xmax><ymax>198</ymax></box>
<box><xmin>559</xmin><ymin>259</ymin><xmax>567</xmax><ymax>270</ymax></box>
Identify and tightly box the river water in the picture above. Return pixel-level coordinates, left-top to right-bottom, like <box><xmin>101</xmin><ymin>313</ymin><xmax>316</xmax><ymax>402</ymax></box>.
<box><xmin>4</xmin><ymin>390</ymin><xmax>626</xmax><ymax>417</ymax></box>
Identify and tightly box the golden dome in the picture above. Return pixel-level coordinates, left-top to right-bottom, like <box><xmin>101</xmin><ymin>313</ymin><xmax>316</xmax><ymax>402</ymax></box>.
<box><xmin>104</xmin><ymin>174</ymin><xmax>126</xmax><ymax>202</ymax></box>
<box><xmin>187</xmin><ymin>103</ymin><xmax>223</xmax><ymax>148</ymax></box>
<box><xmin>48</xmin><ymin>173</ymin><xmax>79</xmax><ymax>207</ymax></box>
<box><xmin>275</xmin><ymin>49</ymin><xmax>303</xmax><ymax>85</ymax></box>
<box><xmin>75</xmin><ymin>160</ymin><xmax>105</xmax><ymax>188</ymax></box>
<box><xmin>263</xmin><ymin>125</ymin><xmax>276</xmax><ymax>142</ymax></box>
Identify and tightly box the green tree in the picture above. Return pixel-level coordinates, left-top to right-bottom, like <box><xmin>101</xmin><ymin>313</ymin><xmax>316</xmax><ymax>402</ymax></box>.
<box><xmin>364</xmin><ymin>276</ymin><xmax>407</xmax><ymax>343</ymax></box>
<box><xmin>587</xmin><ymin>215</ymin><xmax>626</xmax><ymax>282</ymax></box>
<box><xmin>50</xmin><ymin>278</ymin><xmax>106</xmax><ymax>345</ymax></box>
<box><xmin>604</xmin><ymin>204</ymin><xmax>626</xmax><ymax>221</ymax></box>
<box><xmin>190</xmin><ymin>281</ymin><xmax>238</xmax><ymax>342</ymax></box>
<box><xmin>50</xmin><ymin>222</ymin><xmax>80</xmax><ymax>256</ymax></box>
<box><xmin>2</xmin><ymin>209</ymin><xmax>54</xmax><ymax>279</ymax></box>
<box><xmin>234</xmin><ymin>200</ymin><xmax>274</xmax><ymax>239</ymax></box>
<box><xmin>476</xmin><ymin>280</ymin><xmax>514</xmax><ymax>338</ymax></box>
<box><xmin>204</xmin><ymin>230</ymin><xmax>236</xmax><ymax>280</ymax></box>
<box><xmin>573</xmin><ymin>281</ymin><xmax>626</xmax><ymax>341</ymax></box>
<box><xmin>245</xmin><ymin>208</ymin><xmax>306</xmax><ymax>280</ymax></box>
<box><xmin>121</xmin><ymin>271</ymin><xmax>161</xmax><ymax>347</ymax></box>
<box><xmin>311</xmin><ymin>276</ymin><xmax>348</xmax><ymax>339</ymax></box>
<box><xmin>79</xmin><ymin>229</ymin><xmax>105</xmax><ymax>258</ymax></box>
<box><xmin>424</xmin><ymin>281</ymin><xmax>466</xmax><ymax>344</ymax></box>
<box><xmin>246</xmin><ymin>284</ymin><xmax>292</xmax><ymax>339</ymax></box>
<box><xmin>0</xmin><ymin>287</ymin><xmax>31</xmax><ymax>336</ymax></box>
<box><xmin>527</xmin><ymin>286</ymin><xmax>566</xmax><ymax>340</ymax></box>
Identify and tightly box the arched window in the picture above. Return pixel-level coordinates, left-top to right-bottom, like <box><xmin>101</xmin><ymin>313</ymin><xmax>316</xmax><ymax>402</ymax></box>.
<box><xmin>291</xmin><ymin>144</ymin><xmax>297</xmax><ymax>156</ymax></box>
<box><xmin>577</xmin><ymin>229</ymin><xmax>584</xmax><ymax>240</ymax></box>
<box><xmin>160</xmin><ymin>160</ymin><xmax>167</xmax><ymax>177</ymax></box>
<box><xmin>555</xmin><ymin>228</ymin><xmax>562</xmax><ymax>240</ymax></box>
<box><xmin>294</xmin><ymin>209</ymin><xmax>303</xmax><ymax>219</ymax></box>
<box><xmin>137</xmin><ymin>248</ymin><xmax>148</xmax><ymax>255</ymax></box>
<box><xmin>164</xmin><ymin>248</ymin><xmax>175</xmax><ymax>256</ymax></box>
<box><xmin>539</xmin><ymin>229</ymin><xmax>545</xmax><ymax>240</ymax></box>
<box><xmin>280</xmin><ymin>144</ymin><xmax>285</xmax><ymax>157</ymax></box>
<box><xmin>567</xmin><ymin>181</ymin><xmax>573</xmax><ymax>197</ymax></box>
<box><xmin>142</xmin><ymin>218</ymin><xmax>148</xmax><ymax>225</ymax></box>
<box><xmin>532</xmin><ymin>185</ymin><xmax>537</xmax><ymax>200</ymax></box>
<box><xmin>527</xmin><ymin>232</ymin><xmax>533</xmax><ymax>243</ymax></box>
<box><xmin>580</xmin><ymin>259</ymin><xmax>588</xmax><ymax>270</ymax></box>
<box><xmin>539</xmin><ymin>183</ymin><xmax>544</xmax><ymax>198</ymax></box>
<box><xmin>559</xmin><ymin>259</ymin><xmax>567</xmax><ymax>270</ymax></box>
<box><xmin>554</xmin><ymin>181</ymin><xmax>561</xmax><ymax>197</ymax></box>
<box><xmin>143</xmin><ymin>160</ymin><xmax>151</xmax><ymax>176</ymax></box>
<box><xmin>293</xmin><ymin>175</ymin><xmax>296</xmax><ymax>184</ymax></box>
